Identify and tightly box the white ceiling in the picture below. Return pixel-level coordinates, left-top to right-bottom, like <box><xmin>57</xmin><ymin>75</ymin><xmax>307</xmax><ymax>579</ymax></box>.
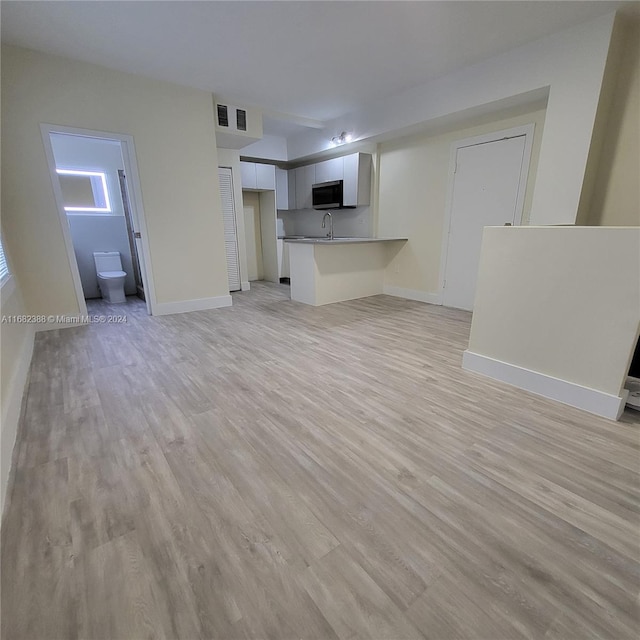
<box><xmin>1</xmin><ymin>1</ymin><xmax>635</xmax><ymax>137</ymax></box>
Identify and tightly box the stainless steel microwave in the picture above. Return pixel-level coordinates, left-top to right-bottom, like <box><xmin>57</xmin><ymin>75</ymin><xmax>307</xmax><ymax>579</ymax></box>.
<box><xmin>312</xmin><ymin>180</ymin><xmax>354</xmax><ymax>209</ymax></box>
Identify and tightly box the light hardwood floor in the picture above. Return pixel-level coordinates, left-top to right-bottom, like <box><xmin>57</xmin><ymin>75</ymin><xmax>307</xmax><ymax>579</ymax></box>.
<box><xmin>2</xmin><ymin>282</ymin><xmax>639</xmax><ymax>639</ymax></box>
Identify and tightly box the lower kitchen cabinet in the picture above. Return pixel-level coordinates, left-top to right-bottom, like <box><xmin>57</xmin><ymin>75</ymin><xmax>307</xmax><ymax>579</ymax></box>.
<box><xmin>277</xmin><ymin>238</ymin><xmax>290</xmax><ymax>279</ymax></box>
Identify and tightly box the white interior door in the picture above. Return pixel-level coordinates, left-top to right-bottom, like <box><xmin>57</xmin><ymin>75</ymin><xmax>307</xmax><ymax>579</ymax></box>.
<box><xmin>218</xmin><ymin>167</ymin><xmax>241</xmax><ymax>291</ymax></box>
<box><xmin>443</xmin><ymin>135</ymin><xmax>527</xmax><ymax>311</ymax></box>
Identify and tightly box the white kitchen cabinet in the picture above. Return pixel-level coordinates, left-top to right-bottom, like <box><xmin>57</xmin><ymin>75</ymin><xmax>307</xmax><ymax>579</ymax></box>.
<box><xmin>240</xmin><ymin>161</ymin><xmax>257</xmax><ymax>189</ymax></box>
<box><xmin>294</xmin><ymin>165</ymin><xmax>315</xmax><ymax>210</ymax></box>
<box><xmin>274</xmin><ymin>153</ymin><xmax>371</xmax><ymax>210</ymax></box>
<box><xmin>277</xmin><ymin>238</ymin><xmax>283</xmax><ymax>276</ymax></box>
<box><xmin>343</xmin><ymin>152</ymin><xmax>372</xmax><ymax>207</ymax></box>
<box><xmin>256</xmin><ymin>163</ymin><xmax>276</xmax><ymax>190</ymax></box>
<box><xmin>277</xmin><ymin>238</ymin><xmax>290</xmax><ymax>279</ymax></box>
<box><xmin>276</xmin><ymin>167</ymin><xmax>296</xmax><ymax>211</ymax></box>
<box><xmin>288</xmin><ymin>169</ymin><xmax>296</xmax><ymax>210</ymax></box>
<box><xmin>240</xmin><ymin>161</ymin><xmax>275</xmax><ymax>191</ymax></box>
<box><xmin>314</xmin><ymin>157</ymin><xmax>344</xmax><ymax>184</ymax></box>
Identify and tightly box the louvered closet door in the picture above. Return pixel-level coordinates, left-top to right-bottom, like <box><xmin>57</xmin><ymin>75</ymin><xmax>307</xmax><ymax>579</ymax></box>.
<box><xmin>218</xmin><ymin>167</ymin><xmax>241</xmax><ymax>291</ymax></box>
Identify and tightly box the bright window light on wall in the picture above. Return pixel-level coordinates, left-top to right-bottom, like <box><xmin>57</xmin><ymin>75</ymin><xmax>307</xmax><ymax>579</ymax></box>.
<box><xmin>56</xmin><ymin>169</ymin><xmax>112</xmax><ymax>212</ymax></box>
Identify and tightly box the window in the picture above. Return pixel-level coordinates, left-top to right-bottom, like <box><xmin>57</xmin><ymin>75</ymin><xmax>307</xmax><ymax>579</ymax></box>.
<box><xmin>0</xmin><ymin>236</ymin><xmax>10</xmax><ymax>284</ymax></box>
<box><xmin>56</xmin><ymin>169</ymin><xmax>112</xmax><ymax>213</ymax></box>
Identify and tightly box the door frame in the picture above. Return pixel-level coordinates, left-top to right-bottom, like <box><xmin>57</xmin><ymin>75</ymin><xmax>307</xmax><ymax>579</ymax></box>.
<box><xmin>118</xmin><ymin>169</ymin><xmax>145</xmax><ymax>299</ymax></box>
<box><xmin>40</xmin><ymin>123</ymin><xmax>156</xmax><ymax>315</ymax></box>
<box><xmin>438</xmin><ymin>123</ymin><xmax>535</xmax><ymax>304</ymax></box>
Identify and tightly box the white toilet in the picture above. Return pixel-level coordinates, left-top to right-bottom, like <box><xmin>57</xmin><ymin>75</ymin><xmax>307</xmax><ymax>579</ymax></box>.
<box><xmin>93</xmin><ymin>251</ymin><xmax>127</xmax><ymax>304</ymax></box>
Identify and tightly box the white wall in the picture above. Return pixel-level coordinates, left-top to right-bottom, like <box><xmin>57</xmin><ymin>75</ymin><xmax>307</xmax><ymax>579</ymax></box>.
<box><xmin>583</xmin><ymin>16</ymin><xmax>640</xmax><ymax>226</ymax></box>
<box><xmin>242</xmin><ymin>134</ymin><xmax>288</xmax><ymax>162</ymax></box>
<box><xmin>288</xmin><ymin>13</ymin><xmax>616</xmax><ymax>226</ymax></box>
<box><xmin>49</xmin><ymin>134</ymin><xmax>136</xmax><ymax>298</ymax></box>
<box><xmin>1</xmin><ymin>44</ymin><xmax>231</xmax><ymax>321</ymax></box>
<box><xmin>1</xmin><ymin>267</ymin><xmax>35</xmax><ymax>518</ymax></box>
<box><xmin>465</xmin><ymin>226</ymin><xmax>640</xmax><ymax>419</ymax></box>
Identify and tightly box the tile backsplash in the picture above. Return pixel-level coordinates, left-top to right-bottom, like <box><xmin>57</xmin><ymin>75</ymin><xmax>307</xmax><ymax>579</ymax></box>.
<box><xmin>278</xmin><ymin>206</ymin><xmax>372</xmax><ymax>238</ymax></box>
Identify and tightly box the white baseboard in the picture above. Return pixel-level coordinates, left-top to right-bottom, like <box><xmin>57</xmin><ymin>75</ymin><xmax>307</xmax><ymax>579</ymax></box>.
<box><xmin>154</xmin><ymin>294</ymin><xmax>232</xmax><ymax>316</ymax></box>
<box><xmin>462</xmin><ymin>350</ymin><xmax>628</xmax><ymax>421</ymax></box>
<box><xmin>1</xmin><ymin>327</ymin><xmax>35</xmax><ymax>518</ymax></box>
<box><xmin>241</xmin><ymin>281</ymin><xmax>251</xmax><ymax>292</ymax></box>
<box><xmin>383</xmin><ymin>285</ymin><xmax>442</xmax><ymax>306</ymax></box>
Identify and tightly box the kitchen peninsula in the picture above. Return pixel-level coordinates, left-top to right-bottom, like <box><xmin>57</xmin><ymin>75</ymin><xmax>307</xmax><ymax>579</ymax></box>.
<box><xmin>286</xmin><ymin>237</ymin><xmax>407</xmax><ymax>306</ymax></box>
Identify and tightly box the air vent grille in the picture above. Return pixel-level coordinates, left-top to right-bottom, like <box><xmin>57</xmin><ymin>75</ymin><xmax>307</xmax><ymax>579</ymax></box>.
<box><xmin>217</xmin><ymin>104</ymin><xmax>229</xmax><ymax>127</ymax></box>
<box><xmin>236</xmin><ymin>109</ymin><xmax>247</xmax><ymax>131</ymax></box>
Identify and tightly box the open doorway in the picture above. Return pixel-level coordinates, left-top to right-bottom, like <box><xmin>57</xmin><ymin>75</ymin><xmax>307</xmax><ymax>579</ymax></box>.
<box><xmin>243</xmin><ymin>191</ymin><xmax>264</xmax><ymax>281</ymax></box>
<box><xmin>242</xmin><ymin>189</ymin><xmax>279</xmax><ymax>285</ymax></box>
<box><xmin>41</xmin><ymin>125</ymin><xmax>154</xmax><ymax>316</ymax></box>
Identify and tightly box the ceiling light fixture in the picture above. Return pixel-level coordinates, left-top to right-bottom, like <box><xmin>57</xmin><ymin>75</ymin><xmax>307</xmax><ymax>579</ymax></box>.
<box><xmin>330</xmin><ymin>131</ymin><xmax>353</xmax><ymax>147</ymax></box>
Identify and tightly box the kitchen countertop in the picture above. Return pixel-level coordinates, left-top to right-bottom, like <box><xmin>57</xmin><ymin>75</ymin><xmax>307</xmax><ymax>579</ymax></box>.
<box><xmin>282</xmin><ymin>237</ymin><xmax>407</xmax><ymax>244</ymax></box>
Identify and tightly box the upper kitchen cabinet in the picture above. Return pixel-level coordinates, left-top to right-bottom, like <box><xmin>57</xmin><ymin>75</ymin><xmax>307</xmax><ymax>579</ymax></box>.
<box><xmin>287</xmin><ymin>170</ymin><xmax>296</xmax><ymax>210</ymax></box>
<box><xmin>296</xmin><ymin>153</ymin><xmax>372</xmax><ymax>209</ymax></box>
<box><xmin>256</xmin><ymin>163</ymin><xmax>276</xmax><ymax>190</ymax></box>
<box><xmin>240</xmin><ymin>161</ymin><xmax>276</xmax><ymax>191</ymax></box>
<box><xmin>272</xmin><ymin>152</ymin><xmax>372</xmax><ymax>210</ymax></box>
<box><xmin>276</xmin><ymin>168</ymin><xmax>297</xmax><ymax>210</ymax></box>
<box><xmin>343</xmin><ymin>152</ymin><xmax>372</xmax><ymax>207</ymax></box>
<box><xmin>275</xmin><ymin>168</ymin><xmax>288</xmax><ymax>209</ymax></box>
<box><xmin>240</xmin><ymin>161</ymin><xmax>256</xmax><ymax>189</ymax></box>
<box><xmin>314</xmin><ymin>157</ymin><xmax>344</xmax><ymax>184</ymax></box>
<box><xmin>294</xmin><ymin>165</ymin><xmax>316</xmax><ymax>210</ymax></box>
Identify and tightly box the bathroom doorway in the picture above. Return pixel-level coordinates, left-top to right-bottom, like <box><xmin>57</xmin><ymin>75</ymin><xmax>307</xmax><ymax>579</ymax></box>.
<box><xmin>41</xmin><ymin>124</ymin><xmax>154</xmax><ymax>315</ymax></box>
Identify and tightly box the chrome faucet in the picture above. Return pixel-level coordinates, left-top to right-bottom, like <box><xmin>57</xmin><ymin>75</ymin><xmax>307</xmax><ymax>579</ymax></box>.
<box><xmin>322</xmin><ymin>211</ymin><xmax>334</xmax><ymax>240</ymax></box>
